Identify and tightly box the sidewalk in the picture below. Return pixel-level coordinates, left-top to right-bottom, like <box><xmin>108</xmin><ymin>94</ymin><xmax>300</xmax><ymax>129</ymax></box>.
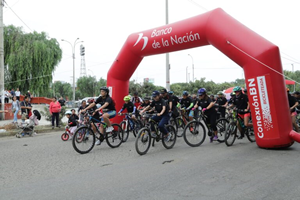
<box><xmin>0</xmin><ymin>104</ymin><xmax>70</xmax><ymax>137</ymax></box>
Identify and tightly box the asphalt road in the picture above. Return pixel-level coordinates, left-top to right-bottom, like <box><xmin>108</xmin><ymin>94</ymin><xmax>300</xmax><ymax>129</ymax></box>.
<box><xmin>1</xmin><ymin>131</ymin><xmax>300</xmax><ymax>200</ymax></box>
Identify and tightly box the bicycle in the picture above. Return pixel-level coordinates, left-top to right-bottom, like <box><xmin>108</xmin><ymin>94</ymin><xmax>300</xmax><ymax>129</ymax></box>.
<box><xmin>72</xmin><ymin>111</ymin><xmax>123</xmax><ymax>154</ymax></box>
<box><xmin>119</xmin><ymin>113</ymin><xmax>143</xmax><ymax>142</ymax></box>
<box><xmin>224</xmin><ymin>109</ymin><xmax>256</xmax><ymax>146</ymax></box>
<box><xmin>170</xmin><ymin>108</ymin><xmax>189</xmax><ymax>137</ymax></box>
<box><xmin>135</xmin><ymin>117</ymin><xmax>177</xmax><ymax>155</ymax></box>
<box><xmin>182</xmin><ymin>110</ymin><xmax>229</xmax><ymax>147</ymax></box>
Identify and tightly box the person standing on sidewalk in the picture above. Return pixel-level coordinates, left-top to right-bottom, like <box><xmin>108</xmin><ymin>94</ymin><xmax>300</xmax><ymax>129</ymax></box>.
<box><xmin>11</xmin><ymin>96</ymin><xmax>21</xmax><ymax>124</ymax></box>
<box><xmin>49</xmin><ymin>97</ymin><xmax>61</xmax><ymax>129</ymax></box>
<box><xmin>20</xmin><ymin>96</ymin><xmax>32</xmax><ymax>122</ymax></box>
<box><xmin>15</xmin><ymin>88</ymin><xmax>21</xmax><ymax>101</ymax></box>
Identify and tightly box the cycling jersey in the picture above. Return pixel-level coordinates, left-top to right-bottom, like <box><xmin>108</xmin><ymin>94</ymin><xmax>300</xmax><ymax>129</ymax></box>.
<box><xmin>288</xmin><ymin>93</ymin><xmax>297</xmax><ymax>113</ymax></box>
<box><xmin>233</xmin><ymin>93</ymin><xmax>248</xmax><ymax>111</ymax></box>
<box><xmin>95</xmin><ymin>95</ymin><xmax>116</xmax><ymax>111</ymax></box>
<box><xmin>140</xmin><ymin>101</ymin><xmax>151</xmax><ymax>108</ymax></box>
<box><xmin>179</xmin><ymin>96</ymin><xmax>194</xmax><ymax>109</ymax></box>
<box><xmin>197</xmin><ymin>97</ymin><xmax>216</xmax><ymax>115</ymax></box>
<box><xmin>150</xmin><ymin>98</ymin><xmax>169</xmax><ymax>115</ymax></box>
<box><xmin>119</xmin><ymin>102</ymin><xmax>136</xmax><ymax>113</ymax></box>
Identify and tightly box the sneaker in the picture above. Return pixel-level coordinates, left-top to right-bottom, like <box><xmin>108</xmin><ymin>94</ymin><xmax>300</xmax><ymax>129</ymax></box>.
<box><xmin>106</xmin><ymin>126</ymin><xmax>114</xmax><ymax>132</ymax></box>
<box><xmin>99</xmin><ymin>134</ymin><xmax>105</xmax><ymax>142</ymax></box>
<box><xmin>164</xmin><ymin>133</ymin><xmax>172</xmax><ymax>142</ymax></box>
<box><xmin>150</xmin><ymin>132</ymin><xmax>157</xmax><ymax>137</ymax></box>
<box><xmin>213</xmin><ymin>136</ymin><xmax>218</xmax><ymax>141</ymax></box>
<box><xmin>95</xmin><ymin>139</ymin><xmax>101</xmax><ymax>145</ymax></box>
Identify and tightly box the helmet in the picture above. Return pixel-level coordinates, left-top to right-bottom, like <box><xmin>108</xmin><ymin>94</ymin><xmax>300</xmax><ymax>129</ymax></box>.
<box><xmin>143</xmin><ymin>97</ymin><xmax>150</xmax><ymax>101</ymax></box>
<box><xmin>168</xmin><ymin>91</ymin><xmax>174</xmax><ymax>95</ymax></box>
<box><xmin>134</xmin><ymin>92</ymin><xmax>138</xmax><ymax>95</ymax></box>
<box><xmin>123</xmin><ymin>96</ymin><xmax>131</xmax><ymax>101</ymax></box>
<box><xmin>87</xmin><ymin>98</ymin><xmax>95</xmax><ymax>104</ymax></box>
<box><xmin>230</xmin><ymin>92</ymin><xmax>236</xmax><ymax>96</ymax></box>
<box><xmin>182</xmin><ymin>91</ymin><xmax>189</xmax><ymax>96</ymax></box>
<box><xmin>233</xmin><ymin>86</ymin><xmax>242</xmax><ymax>92</ymax></box>
<box><xmin>197</xmin><ymin>88</ymin><xmax>206</xmax><ymax>96</ymax></box>
<box><xmin>160</xmin><ymin>88</ymin><xmax>167</xmax><ymax>94</ymax></box>
<box><xmin>217</xmin><ymin>91</ymin><xmax>223</xmax><ymax>95</ymax></box>
<box><xmin>152</xmin><ymin>91</ymin><xmax>160</xmax><ymax>97</ymax></box>
<box><xmin>65</xmin><ymin>110</ymin><xmax>72</xmax><ymax>115</ymax></box>
<box><xmin>100</xmin><ymin>86</ymin><xmax>109</xmax><ymax>93</ymax></box>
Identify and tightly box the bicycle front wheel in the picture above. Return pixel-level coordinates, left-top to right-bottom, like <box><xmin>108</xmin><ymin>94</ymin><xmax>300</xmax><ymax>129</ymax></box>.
<box><xmin>216</xmin><ymin>118</ymin><xmax>229</xmax><ymax>143</ymax></box>
<box><xmin>135</xmin><ymin>127</ymin><xmax>151</xmax><ymax>155</ymax></box>
<box><xmin>106</xmin><ymin>124</ymin><xmax>123</xmax><ymax>148</ymax></box>
<box><xmin>183</xmin><ymin>120</ymin><xmax>206</xmax><ymax>147</ymax></box>
<box><xmin>162</xmin><ymin>125</ymin><xmax>177</xmax><ymax>149</ymax></box>
<box><xmin>72</xmin><ymin>126</ymin><xmax>95</xmax><ymax>154</ymax></box>
<box><xmin>120</xmin><ymin>121</ymin><xmax>129</xmax><ymax>142</ymax></box>
<box><xmin>246</xmin><ymin>127</ymin><xmax>256</xmax><ymax>142</ymax></box>
<box><xmin>176</xmin><ymin>118</ymin><xmax>185</xmax><ymax>137</ymax></box>
<box><xmin>225</xmin><ymin>122</ymin><xmax>237</xmax><ymax>146</ymax></box>
<box><xmin>133</xmin><ymin>120</ymin><xmax>143</xmax><ymax>138</ymax></box>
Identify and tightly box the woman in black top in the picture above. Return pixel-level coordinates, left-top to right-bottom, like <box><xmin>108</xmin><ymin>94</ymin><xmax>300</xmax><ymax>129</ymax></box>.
<box><xmin>197</xmin><ymin>88</ymin><xmax>218</xmax><ymax>142</ymax></box>
<box><xmin>287</xmin><ymin>88</ymin><xmax>299</xmax><ymax>132</ymax></box>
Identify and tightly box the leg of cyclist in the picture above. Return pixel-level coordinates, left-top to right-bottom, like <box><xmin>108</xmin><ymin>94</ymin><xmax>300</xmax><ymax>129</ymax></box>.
<box><xmin>188</xmin><ymin>109</ymin><xmax>194</xmax><ymax>121</ymax></box>
<box><xmin>244</xmin><ymin>113</ymin><xmax>253</xmax><ymax>128</ymax></box>
<box><xmin>291</xmin><ymin>112</ymin><xmax>299</xmax><ymax>132</ymax></box>
<box><xmin>208</xmin><ymin>113</ymin><xmax>218</xmax><ymax>141</ymax></box>
<box><xmin>157</xmin><ymin>114</ymin><xmax>171</xmax><ymax>141</ymax></box>
<box><xmin>103</xmin><ymin>111</ymin><xmax>116</xmax><ymax>132</ymax></box>
<box><xmin>150</xmin><ymin>115</ymin><xmax>161</xmax><ymax>137</ymax></box>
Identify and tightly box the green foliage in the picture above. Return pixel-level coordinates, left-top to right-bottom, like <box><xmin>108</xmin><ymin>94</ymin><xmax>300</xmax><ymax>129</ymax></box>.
<box><xmin>284</xmin><ymin>70</ymin><xmax>300</xmax><ymax>92</ymax></box>
<box><xmin>40</xmin><ymin>106</ymin><xmax>67</xmax><ymax>125</ymax></box>
<box><xmin>76</xmin><ymin>76</ymin><xmax>98</xmax><ymax>99</ymax></box>
<box><xmin>4</xmin><ymin>25</ymin><xmax>62</xmax><ymax>94</ymax></box>
<box><xmin>52</xmin><ymin>81</ymin><xmax>72</xmax><ymax>99</ymax></box>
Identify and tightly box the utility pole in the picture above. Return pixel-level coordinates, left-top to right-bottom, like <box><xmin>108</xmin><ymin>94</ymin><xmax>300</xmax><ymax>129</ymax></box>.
<box><xmin>0</xmin><ymin>0</ymin><xmax>5</xmax><ymax>119</ymax></box>
<box><xmin>165</xmin><ymin>0</ymin><xmax>170</xmax><ymax>91</ymax></box>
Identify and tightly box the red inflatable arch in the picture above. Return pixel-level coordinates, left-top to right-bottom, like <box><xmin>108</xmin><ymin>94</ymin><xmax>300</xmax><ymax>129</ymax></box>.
<box><xmin>107</xmin><ymin>8</ymin><xmax>300</xmax><ymax>149</ymax></box>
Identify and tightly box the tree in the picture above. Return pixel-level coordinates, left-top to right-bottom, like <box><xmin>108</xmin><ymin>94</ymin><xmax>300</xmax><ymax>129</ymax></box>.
<box><xmin>4</xmin><ymin>25</ymin><xmax>62</xmax><ymax>95</ymax></box>
<box><xmin>76</xmin><ymin>76</ymin><xmax>97</xmax><ymax>99</ymax></box>
<box><xmin>52</xmin><ymin>81</ymin><xmax>72</xmax><ymax>99</ymax></box>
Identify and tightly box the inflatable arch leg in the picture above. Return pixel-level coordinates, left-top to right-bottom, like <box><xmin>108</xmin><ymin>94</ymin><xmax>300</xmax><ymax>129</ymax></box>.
<box><xmin>107</xmin><ymin>8</ymin><xmax>300</xmax><ymax>149</ymax></box>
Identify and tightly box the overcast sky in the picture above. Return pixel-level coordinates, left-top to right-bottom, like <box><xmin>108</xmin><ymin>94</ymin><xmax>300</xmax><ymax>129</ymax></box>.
<box><xmin>4</xmin><ymin>0</ymin><xmax>300</xmax><ymax>87</ymax></box>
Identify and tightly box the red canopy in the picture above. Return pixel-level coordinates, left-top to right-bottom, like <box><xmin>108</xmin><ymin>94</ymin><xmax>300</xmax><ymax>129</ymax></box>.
<box><xmin>224</xmin><ymin>87</ymin><xmax>244</xmax><ymax>94</ymax></box>
<box><xmin>285</xmin><ymin>79</ymin><xmax>295</xmax><ymax>85</ymax></box>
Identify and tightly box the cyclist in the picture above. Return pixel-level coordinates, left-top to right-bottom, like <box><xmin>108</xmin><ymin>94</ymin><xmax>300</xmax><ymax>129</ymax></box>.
<box><xmin>140</xmin><ymin>91</ymin><xmax>171</xmax><ymax>142</ymax></box>
<box><xmin>160</xmin><ymin>88</ymin><xmax>172</xmax><ymax>114</ymax></box>
<box><xmin>83</xmin><ymin>86</ymin><xmax>116</xmax><ymax>145</ymax></box>
<box><xmin>65</xmin><ymin>110</ymin><xmax>78</xmax><ymax>139</ymax></box>
<box><xmin>178</xmin><ymin>91</ymin><xmax>194</xmax><ymax>122</ymax></box>
<box><xmin>191</xmin><ymin>94</ymin><xmax>199</xmax><ymax>119</ymax></box>
<box><xmin>210</xmin><ymin>94</ymin><xmax>216</xmax><ymax>102</ymax></box>
<box><xmin>232</xmin><ymin>86</ymin><xmax>252</xmax><ymax>139</ymax></box>
<box><xmin>227</xmin><ymin>92</ymin><xmax>236</xmax><ymax>106</ymax></box>
<box><xmin>138</xmin><ymin>97</ymin><xmax>151</xmax><ymax>110</ymax></box>
<box><xmin>131</xmin><ymin>92</ymin><xmax>143</xmax><ymax>109</ymax></box>
<box><xmin>118</xmin><ymin>95</ymin><xmax>137</xmax><ymax>121</ymax></box>
<box><xmin>168</xmin><ymin>91</ymin><xmax>180</xmax><ymax>119</ymax></box>
<box><xmin>216</xmin><ymin>91</ymin><xmax>228</xmax><ymax>118</ymax></box>
<box><xmin>287</xmin><ymin>88</ymin><xmax>299</xmax><ymax>132</ymax></box>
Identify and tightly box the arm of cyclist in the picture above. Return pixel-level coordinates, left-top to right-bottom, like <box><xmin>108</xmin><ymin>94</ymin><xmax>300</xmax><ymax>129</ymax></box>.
<box><xmin>203</xmin><ymin>101</ymin><xmax>216</xmax><ymax>112</ymax></box>
<box><xmin>140</xmin><ymin>105</ymin><xmax>151</xmax><ymax>114</ymax></box>
<box><xmin>82</xmin><ymin>102</ymin><xmax>96</xmax><ymax>112</ymax></box>
<box><xmin>291</xmin><ymin>101</ymin><xmax>299</xmax><ymax>111</ymax></box>
<box><xmin>187</xmin><ymin>102</ymin><xmax>194</xmax><ymax>110</ymax></box>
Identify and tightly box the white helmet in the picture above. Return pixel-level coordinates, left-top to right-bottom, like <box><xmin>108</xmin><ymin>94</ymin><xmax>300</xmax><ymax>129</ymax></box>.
<box><xmin>65</xmin><ymin>110</ymin><xmax>72</xmax><ymax>115</ymax></box>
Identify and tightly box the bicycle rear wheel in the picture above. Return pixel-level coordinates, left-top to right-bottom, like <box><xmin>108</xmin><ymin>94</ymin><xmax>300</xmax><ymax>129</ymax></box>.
<box><xmin>183</xmin><ymin>120</ymin><xmax>206</xmax><ymax>147</ymax></box>
<box><xmin>246</xmin><ymin>127</ymin><xmax>256</xmax><ymax>142</ymax></box>
<box><xmin>120</xmin><ymin>121</ymin><xmax>129</xmax><ymax>142</ymax></box>
<box><xmin>216</xmin><ymin>118</ymin><xmax>229</xmax><ymax>143</ymax></box>
<box><xmin>176</xmin><ymin>118</ymin><xmax>185</xmax><ymax>137</ymax></box>
<box><xmin>133</xmin><ymin>120</ymin><xmax>143</xmax><ymax>137</ymax></box>
<box><xmin>135</xmin><ymin>127</ymin><xmax>151</xmax><ymax>155</ymax></box>
<box><xmin>72</xmin><ymin>126</ymin><xmax>95</xmax><ymax>154</ymax></box>
<box><xmin>106</xmin><ymin>124</ymin><xmax>123</xmax><ymax>148</ymax></box>
<box><xmin>225</xmin><ymin>122</ymin><xmax>237</xmax><ymax>146</ymax></box>
<box><xmin>162</xmin><ymin>125</ymin><xmax>177</xmax><ymax>149</ymax></box>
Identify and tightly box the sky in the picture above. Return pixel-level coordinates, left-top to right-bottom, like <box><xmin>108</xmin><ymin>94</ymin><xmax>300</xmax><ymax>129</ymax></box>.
<box><xmin>3</xmin><ymin>0</ymin><xmax>300</xmax><ymax>87</ymax></box>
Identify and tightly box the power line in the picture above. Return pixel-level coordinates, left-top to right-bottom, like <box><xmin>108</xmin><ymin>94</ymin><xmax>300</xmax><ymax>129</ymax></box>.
<box><xmin>187</xmin><ymin>0</ymin><xmax>208</xmax><ymax>11</ymax></box>
<box><xmin>4</xmin><ymin>1</ymin><xmax>32</xmax><ymax>32</ymax></box>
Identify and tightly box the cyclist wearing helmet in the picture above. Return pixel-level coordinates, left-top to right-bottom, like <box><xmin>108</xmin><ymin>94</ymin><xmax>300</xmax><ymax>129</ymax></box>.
<box><xmin>210</xmin><ymin>94</ymin><xmax>216</xmax><ymax>102</ymax></box>
<box><xmin>178</xmin><ymin>91</ymin><xmax>194</xmax><ymax>122</ymax></box>
<box><xmin>131</xmin><ymin>92</ymin><xmax>143</xmax><ymax>109</ymax></box>
<box><xmin>191</xmin><ymin>94</ymin><xmax>199</xmax><ymax>119</ymax></box>
<box><xmin>140</xmin><ymin>91</ymin><xmax>172</xmax><ymax>142</ymax></box>
<box><xmin>216</xmin><ymin>91</ymin><xmax>228</xmax><ymax>118</ymax></box>
<box><xmin>118</xmin><ymin>96</ymin><xmax>137</xmax><ymax>120</ymax></box>
<box><xmin>65</xmin><ymin>110</ymin><xmax>78</xmax><ymax>139</ymax></box>
<box><xmin>168</xmin><ymin>91</ymin><xmax>180</xmax><ymax>118</ymax></box>
<box><xmin>228</xmin><ymin>92</ymin><xmax>236</xmax><ymax>106</ymax></box>
<box><xmin>138</xmin><ymin>97</ymin><xmax>151</xmax><ymax>110</ymax></box>
<box><xmin>160</xmin><ymin>88</ymin><xmax>172</xmax><ymax>113</ymax></box>
<box><xmin>83</xmin><ymin>86</ymin><xmax>116</xmax><ymax>145</ymax></box>
<box><xmin>287</xmin><ymin>88</ymin><xmax>299</xmax><ymax>132</ymax></box>
<box><xmin>232</xmin><ymin>86</ymin><xmax>252</xmax><ymax>139</ymax></box>
<box><xmin>197</xmin><ymin>88</ymin><xmax>218</xmax><ymax>142</ymax></box>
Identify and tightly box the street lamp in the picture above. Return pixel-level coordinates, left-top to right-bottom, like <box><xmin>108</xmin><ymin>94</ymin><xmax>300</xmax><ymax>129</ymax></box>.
<box><xmin>188</xmin><ymin>54</ymin><xmax>194</xmax><ymax>82</ymax></box>
<box><xmin>61</xmin><ymin>38</ymin><xmax>83</xmax><ymax>103</ymax></box>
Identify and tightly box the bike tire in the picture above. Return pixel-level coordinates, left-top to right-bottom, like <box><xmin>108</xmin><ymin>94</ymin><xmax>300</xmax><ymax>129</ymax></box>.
<box><xmin>133</xmin><ymin>120</ymin><xmax>143</xmax><ymax>138</ymax></box>
<box><xmin>106</xmin><ymin>123</ymin><xmax>123</xmax><ymax>148</ymax></box>
<box><xmin>135</xmin><ymin>127</ymin><xmax>151</xmax><ymax>155</ymax></box>
<box><xmin>72</xmin><ymin>126</ymin><xmax>95</xmax><ymax>154</ymax></box>
<box><xmin>176</xmin><ymin>118</ymin><xmax>185</xmax><ymax>137</ymax></box>
<box><xmin>183</xmin><ymin>120</ymin><xmax>206</xmax><ymax>147</ymax></box>
<box><xmin>61</xmin><ymin>133</ymin><xmax>69</xmax><ymax>141</ymax></box>
<box><xmin>120</xmin><ymin>121</ymin><xmax>129</xmax><ymax>142</ymax></box>
<box><xmin>225</xmin><ymin>122</ymin><xmax>237</xmax><ymax>146</ymax></box>
<box><xmin>162</xmin><ymin>125</ymin><xmax>177</xmax><ymax>149</ymax></box>
<box><xmin>216</xmin><ymin>118</ymin><xmax>229</xmax><ymax>143</ymax></box>
<box><xmin>246</xmin><ymin>127</ymin><xmax>256</xmax><ymax>142</ymax></box>
<box><xmin>170</xmin><ymin>118</ymin><xmax>178</xmax><ymax>133</ymax></box>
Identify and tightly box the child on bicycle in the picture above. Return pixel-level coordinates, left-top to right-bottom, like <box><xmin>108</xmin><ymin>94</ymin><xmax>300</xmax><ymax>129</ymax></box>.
<box><xmin>118</xmin><ymin>96</ymin><xmax>137</xmax><ymax>121</ymax></box>
<box><xmin>65</xmin><ymin>110</ymin><xmax>78</xmax><ymax>139</ymax></box>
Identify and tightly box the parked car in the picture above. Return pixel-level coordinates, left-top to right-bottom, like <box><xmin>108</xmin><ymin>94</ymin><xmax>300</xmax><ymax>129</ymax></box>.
<box><xmin>78</xmin><ymin>96</ymin><xmax>98</xmax><ymax>106</ymax></box>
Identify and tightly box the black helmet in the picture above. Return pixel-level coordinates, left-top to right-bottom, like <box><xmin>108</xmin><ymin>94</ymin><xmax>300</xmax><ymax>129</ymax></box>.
<box><xmin>134</xmin><ymin>92</ymin><xmax>138</xmax><ymax>95</ymax></box>
<box><xmin>100</xmin><ymin>86</ymin><xmax>109</xmax><ymax>93</ymax></box>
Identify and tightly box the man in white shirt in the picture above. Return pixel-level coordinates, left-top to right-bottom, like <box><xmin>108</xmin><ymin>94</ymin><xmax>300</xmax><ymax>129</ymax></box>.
<box><xmin>15</xmin><ymin>88</ymin><xmax>21</xmax><ymax>101</ymax></box>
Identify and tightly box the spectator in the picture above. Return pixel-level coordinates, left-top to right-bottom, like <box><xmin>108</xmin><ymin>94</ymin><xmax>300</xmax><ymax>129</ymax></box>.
<box><xmin>58</xmin><ymin>96</ymin><xmax>66</xmax><ymax>107</ymax></box>
<box><xmin>20</xmin><ymin>96</ymin><xmax>32</xmax><ymax>122</ymax></box>
<box><xmin>4</xmin><ymin>89</ymin><xmax>10</xmax><ymax>103</ymax></box>
<box><xmin>15</xmin><ymin>88</ymin><xmax>21</xmax><ymax>101</ymax></box>
<box><xmin>49</xmin><ymin>97</ymin><xmax>61</xmax><ymax>129</ymax></box>
<box><xmin>26</xmin><ymin>90</ymin><xmax>31</xmax><ymax>99</ymax></box>
<box><xmin>10</xmin><ymin>89</ymin><xmax>15</xmax><ymax>99</ymax></box>
<box><xmin>11</xmin><ymin>96</ymin><xmax>21</xmax><ymax>124</ymax></box>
